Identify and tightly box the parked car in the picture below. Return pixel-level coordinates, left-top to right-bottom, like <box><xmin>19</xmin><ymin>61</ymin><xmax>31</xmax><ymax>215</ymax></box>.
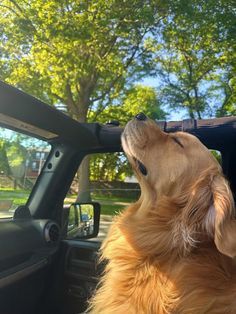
<box><xmin>0</xmin><ymin>81</ymin><xmax>235</xmax><ymax>314</ymax></box>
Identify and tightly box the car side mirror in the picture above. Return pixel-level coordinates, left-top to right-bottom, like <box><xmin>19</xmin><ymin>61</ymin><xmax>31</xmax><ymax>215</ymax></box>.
<box><xmin>67</xmin><ymin>202</ymin><xmax>100</xmax><ymax>239</ymax></box>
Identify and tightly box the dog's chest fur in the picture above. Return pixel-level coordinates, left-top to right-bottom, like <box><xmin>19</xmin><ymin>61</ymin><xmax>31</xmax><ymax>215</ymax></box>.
<box><xmin>91</xmin><ymin>220</ymin><xmax>236</xmax><ymax>314</ymax></box>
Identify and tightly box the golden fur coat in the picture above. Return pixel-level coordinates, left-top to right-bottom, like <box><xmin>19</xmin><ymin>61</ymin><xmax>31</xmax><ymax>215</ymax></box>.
<box><xmin>90</xmin><ymin>117</ymin><xmax>236</xmax><ymax>314</ymax></box>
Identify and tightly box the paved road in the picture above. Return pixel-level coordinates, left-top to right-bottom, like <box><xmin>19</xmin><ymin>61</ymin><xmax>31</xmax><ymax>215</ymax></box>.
<box><xmin>96</xmin><ymin>215</ymin><xmax>114</xmax><ymax>242</ymax></box>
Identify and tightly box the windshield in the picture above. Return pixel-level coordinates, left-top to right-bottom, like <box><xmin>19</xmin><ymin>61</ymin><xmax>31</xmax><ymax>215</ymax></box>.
<box><xmin>0</xmin><ymin>126</ymin><xmax>51</xmax><ymax>218</ymax></box>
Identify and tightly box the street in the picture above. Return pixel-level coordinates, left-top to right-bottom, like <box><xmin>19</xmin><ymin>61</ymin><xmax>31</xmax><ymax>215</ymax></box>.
<box><xmin>96</xmin><ymin>215</ymin><xmax>113</xmax><ymax>242</ymax></box>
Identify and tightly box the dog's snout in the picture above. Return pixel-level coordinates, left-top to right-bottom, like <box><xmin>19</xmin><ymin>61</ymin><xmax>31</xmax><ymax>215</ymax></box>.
<box><xmin>135</xmin><ymin>113</ymin><xmax>147</xmax><ymax>121</ymax></box>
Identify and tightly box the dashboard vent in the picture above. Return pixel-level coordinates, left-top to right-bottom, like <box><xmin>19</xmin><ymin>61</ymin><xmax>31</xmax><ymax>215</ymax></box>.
<box><xmin>44</xmin><ymin>222</ymin><xmax>60</xmax><ymax>243</ymax></box>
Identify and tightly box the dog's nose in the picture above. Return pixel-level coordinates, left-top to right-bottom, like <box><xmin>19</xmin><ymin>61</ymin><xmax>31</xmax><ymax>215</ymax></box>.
<box><xmin>135</xmin><ymin>113</ymin><xmax>147</xmax><ymax>121</ymax></box>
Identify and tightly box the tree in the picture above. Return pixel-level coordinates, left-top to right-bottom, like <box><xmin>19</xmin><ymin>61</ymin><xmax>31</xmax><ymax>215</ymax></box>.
<box><xmin>0</xmin><ymin>130</ymin><xmax>49</xmax><ymax>189</ymax></box>
<box><xmin>0</xmin><ymin>136</ymin><xmax>28</xmax><ymax>189</ymax></box>
<box><xmin>0</xmin><ymin>0</ymin><xmax>165</xmax><ymax>118</ymax></box>
<box><xmin>1</xmin><ymin>0</ymin><xmax>234</xmax><ymax>200</ymax></box>
<box><xmin>90</xmin><ymin>152</ymin><xmax>132</xmax><ymax>182</ymax></box>
<box><xmin>154</xmin><ymin>0</ymin><xmax>236</xmax><ymax>118</ymax></box>
<box><xmin>155</xmin><ymin>35</ymin><xmax>223</xmax><ymax>119</ymax></box>
<box><xmin>216</xmin><ymin>75</ymin><xmax>236</xmax><ymax>117</ymax></box>
<box><xmin>0</xmin><ymin>140</ymin><xmax>11</xmax><ymax>176</ymax></box>
<box><xmin>89</xmin><ymin>84</ymin><xmax>166</xmax><ymax>183</ymax></box>
<box><xmin>94</xmin><ymin>84</ymin><xmax>166</xmax><ymax>124</ymax></box>
<box><xmin>0</xmin><ymin>0</ymin><xmax>165</xmax><ymax>201</ymax></box>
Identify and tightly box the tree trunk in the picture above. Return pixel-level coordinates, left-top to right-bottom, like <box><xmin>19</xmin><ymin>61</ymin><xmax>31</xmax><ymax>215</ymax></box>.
<box><xmin>188</xmin><ymin>108</ymin><xmax>195</xmax><ymax>119</ymax></box>
<box><xmin>76</xmin><ymin>155</ymin><xmax>91</xmax><ymax>202</ymax></box>
<box><xmin>75</xmin><ymin>83</ymin><xmax>94</xmax><ymax>202</ymax></box>
<box><xmin>65</xmin><ymin>80</ymin><xmax>97</xmax><ymax>203</ymax></box>
<box><xmin>196</xmin><ymin>110</ymin><xmax>202</xmax><ymax>119</ymax></box>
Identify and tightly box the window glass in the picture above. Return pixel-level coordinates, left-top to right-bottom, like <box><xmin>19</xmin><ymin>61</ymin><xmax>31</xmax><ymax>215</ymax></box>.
<box><xmin>0</xmin><ymin>126</ymin><xmax>51</xmax><ymax>218</ymax></box>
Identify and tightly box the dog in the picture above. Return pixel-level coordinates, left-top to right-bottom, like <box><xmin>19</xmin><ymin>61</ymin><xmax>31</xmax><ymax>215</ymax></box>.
<box><xmin>90</xmin><ymin>114</ymin><xmax>236</xmax><ymax>313</ymax></box>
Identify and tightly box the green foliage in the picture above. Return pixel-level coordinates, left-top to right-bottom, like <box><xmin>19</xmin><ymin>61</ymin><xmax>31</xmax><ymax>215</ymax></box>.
<box><xmin>0</xmin><ymin>138</ymin><xmax>27</xmax><ymax>177</ymax></box>
<box><xmin>90</xmin><ymin>153</ymin><xmax>133</xmax><ymax>182</ymax></box>
<box><xmin>92</xmin><ymin>84</ymin><xmax>166</xmax><ymax>124</ymax></box>
<box><xmin>89</xmin><ymin>85</ymin><xmax>166</xmax><ymax>182</ymax></box>
<box><xmin>0</xmin><ymin>0</ymin><xmax>234</xmax><ymax>119</ymax></box>
<box><xmin>216</xmin><ymin>76</ymin><xmax>236</xmax><ymax>117</ymax></box>
<box><xmin>6</xmin><ymin>142</ymin><xmax>27</xmax><ymax>178</ymax></box>
<box><xmin>0</xmin><ymin>140</ymin><xmax>10</xmax><ymax>175</ymax></box>
<box><xmin>154</xmin><ymin>0</ymin><xmax>236</xmax><ymax>118</ymax></box>
<box><xmin>0</xmin><ymin>0</ymin><xmax>162</xmax><ymax>121</ymax></box>
<box><xmin>211</xmin><ymin>150</ymin><xmax>222</xmax><ymax>165</ymax></box>
<box><xmin>0</xmin><ymin>128</ymin><xmax>50</xmax><ymax>182</ymax></box>
<box><xmin>0</xmin><ymin>0</ymin><xmax>235</xmax><ymax>189</ymax></box>
<box><xmin>122</xmin><ymin>85</ymin><xmax>166</xmax><ymax>121</ymax></box>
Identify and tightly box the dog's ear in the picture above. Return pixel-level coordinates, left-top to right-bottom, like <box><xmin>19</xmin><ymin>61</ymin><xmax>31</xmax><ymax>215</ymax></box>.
<box><xmin>208</xmin><ymin>175</ymin><xmax>236</xmax><ymax>258</ymax></box>
<box><xmin>181</xmin><ymin>172</ymin><xmax>236</xmax><ymax>258</ymax></box>
<box><xmin>179</xmin><ymin>174</ymin><xmax>213</xmax><ymax>255</ymax></box>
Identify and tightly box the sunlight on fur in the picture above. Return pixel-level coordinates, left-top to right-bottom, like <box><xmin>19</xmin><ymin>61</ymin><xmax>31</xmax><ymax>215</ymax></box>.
<box><xmin>89</xmin><ymin>116</ymin><xmax>236</xmax><ymax>314</ymax></box>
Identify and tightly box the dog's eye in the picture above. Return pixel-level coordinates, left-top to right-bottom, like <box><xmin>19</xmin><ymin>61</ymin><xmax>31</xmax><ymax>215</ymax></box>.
<box><xmin>133</xmin><ymin>158</ymin><xmax>148</xmax><ymax>176</ymax></box>
<box><xmin>137</xmin><ymin>160</ymin><xmax>148</xmax><ymax>176</ymax></box>
<box><xmin>137</xmin><ymin>160</ymin><xmax>147</xmax><ymax>176</ymax></box>
<box><xmin>172</xmin><ymin>137</ymin><xmax>184</xmax><ymax>148</ymax></box>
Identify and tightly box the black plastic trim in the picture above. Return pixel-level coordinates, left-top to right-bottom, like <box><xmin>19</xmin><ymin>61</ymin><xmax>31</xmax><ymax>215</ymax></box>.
<box><xmin>0</xmin><ymin>258</ymin><xmax>48</xmax><ymax>289</ymax></box>
<box><xmin>0</xmin><ymin>81</ymin><xmax>98</xmax><ymax>148</ymax></box>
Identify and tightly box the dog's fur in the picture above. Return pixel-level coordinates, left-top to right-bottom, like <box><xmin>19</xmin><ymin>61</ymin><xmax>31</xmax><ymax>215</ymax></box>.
<box><xmin>90</xmin><ymin>117</ymin><xmax>236</xmax><ymax>313</ymax></box>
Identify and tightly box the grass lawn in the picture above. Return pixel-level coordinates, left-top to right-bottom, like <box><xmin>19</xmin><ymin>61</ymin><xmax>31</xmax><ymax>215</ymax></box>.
<box><xmin>0</xmin><ymin>189</ymin><xmax>30</xmax><ymax>218</ymax></box>
<box><xmin>65</xmin><ymin>193</ymin><xmax>137</xmax><ymax>216</ymax></box>
<box><xmin>0</xmin><ymin>189</ymin><xmax>29</xmax><ymax>206</ymax></box>
<box><xmin>0</xmin><ymin>189</ymin><xmax>138</xmax><ymax>217</ymax></box>
<box><xmin>92</xmin><ymin>194</ymin><xmax>137</xmax><ymax>215</ymax></box>
<box><xmin>96</xmin><ymin>203</ymin><xmax>125</xmax><ymax>216</ymax></box>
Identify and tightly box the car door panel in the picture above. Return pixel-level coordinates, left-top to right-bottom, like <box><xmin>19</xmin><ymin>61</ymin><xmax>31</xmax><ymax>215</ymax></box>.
<box><xmin>61</xmin><ymin>240</ymin><xmax>101</xmax><ymax>314</ymax></box>
<box><xmin>0</xmin><ymin>219</ymin><xmax>60</xmax><ymax>314</ymax></box>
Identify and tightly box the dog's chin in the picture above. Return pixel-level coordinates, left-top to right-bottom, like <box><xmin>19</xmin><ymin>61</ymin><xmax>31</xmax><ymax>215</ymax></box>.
<box><xmin>122</xmin><ymin>119</ymin><xmax>149</xmax><ymax>149</ymax></box>
<box><xmin>121</xmin><ymin>135</ymin><xmax>135</xmax><ymax>162</ymax></box>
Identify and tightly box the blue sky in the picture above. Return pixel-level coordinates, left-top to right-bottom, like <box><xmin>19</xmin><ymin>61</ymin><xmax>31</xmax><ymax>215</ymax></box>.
<box><xmin>141</xmin><ymin>77</ymin><xmax>187</xmax><ymax>121</ymax></box>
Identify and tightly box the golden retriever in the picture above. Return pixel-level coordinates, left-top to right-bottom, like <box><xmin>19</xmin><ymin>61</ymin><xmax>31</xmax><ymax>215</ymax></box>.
<box><xmin>90</xmin><ymin>115</ymin><xmax>236</xmax><ymax>314</ymax></box>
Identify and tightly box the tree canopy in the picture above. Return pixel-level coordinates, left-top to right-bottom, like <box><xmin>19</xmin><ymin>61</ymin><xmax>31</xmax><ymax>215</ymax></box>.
<box><xmin>0</xmin><ymin>0</ymin><xmax>235</xmax><ymax>197</ymax></box>
<box><xmin>89</xmin><ymin>84</ymin><xmax>166</xmax><ymax>182</ymax></box>
<box><xmin>94</xmin><ymin>84</ymin><xmax>166</xmax><ymax>124</ymax></box>
<box><xmin>0</xmin><ymin>0</ymin><xmax>164</xmax><ymax>122</ymax></box>
<box><xmin>0</xmin><ymin>0</ymin><xmax>234</xmax><ymax>120</ymax></box>
<box><xmin>154</xmin><ymin>0</ymin><xmax>236</xmax><ymax>118</ymax></box>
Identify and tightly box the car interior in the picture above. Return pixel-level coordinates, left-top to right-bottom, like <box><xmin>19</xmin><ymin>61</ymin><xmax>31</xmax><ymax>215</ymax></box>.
<box><xmin>0</xmin><ymin>80</ymin><xmax>235</xmax><ymax>314</ymax></box>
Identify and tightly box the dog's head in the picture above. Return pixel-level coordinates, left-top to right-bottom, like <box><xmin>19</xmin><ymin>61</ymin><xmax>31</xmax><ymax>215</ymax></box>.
<box><xmin>121</xmin><ymin>114</ymin><xmax>236</xmax><ymax>258</ymax></box>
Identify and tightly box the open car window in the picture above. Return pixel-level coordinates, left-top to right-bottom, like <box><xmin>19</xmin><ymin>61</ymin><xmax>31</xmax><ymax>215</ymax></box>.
<box><xmin>64</xmin><ymin>149</ymin><xmax>222</xmax><ymax>219</ymax></box>
<box><xmin>64</xmin><ymin>152</ymin><xmax>140</xmax><ymax>215</ymax></box>
<box><xmin>0</xmin><ymin>126</ymin><xmax>51</xmax><ymax>218</ymax></box>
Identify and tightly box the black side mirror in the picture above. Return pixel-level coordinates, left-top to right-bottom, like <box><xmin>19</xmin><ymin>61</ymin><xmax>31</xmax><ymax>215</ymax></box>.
<box><xmin>66</xmin><ymin>202</ymin><xmax>100</xmax><ymax>239</ymax></box>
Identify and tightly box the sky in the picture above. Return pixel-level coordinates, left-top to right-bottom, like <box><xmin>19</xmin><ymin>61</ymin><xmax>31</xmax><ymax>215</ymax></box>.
<box><xmin>141</xmin><ymin>77</ymin><xmax>188</xmax><ymax>121</ymax></box>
